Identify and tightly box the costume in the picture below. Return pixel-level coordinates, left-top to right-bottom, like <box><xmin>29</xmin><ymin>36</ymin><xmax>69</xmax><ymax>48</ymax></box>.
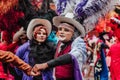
<box><xmin>108</xmin><ymin>43</ymin><xmax>120</xmax><ymax>80</ymax></box>
<box><xmin>94</xmin><ymin>41</ymin><xmax>109</xmax><ymax>80</ymax></box>
<box><xmin>107</xmin><ymin>11</ymin><xmax>120</xmax><ymax>80</ymax></box>
<box><xmin>16</xmin><ymin>40</ymin><xmax>55</xmax><ymax>80</ymax></box>
<box><xmin>69</xmin><ymin>37</ymin><xmax>87</xmax><ymax>80</ymax></box>
<box><xmin>47</xmin><ymin>37</ymin><xmax>87</xmax><ymax>80</ymax></box>
<box><xmin>15</xmin><ymin>18</ymin><xmax>56</xmax><ymax>80</ymax></box>
<box><xmin>55</xmin><ymin>41</ymin><xmax>73</xmax><ymax>79</ymax></box>
<box><xmin>0</xmin><ymin>50</ymin><xmax>31</xmax><ymax>75</ymax></box>
<box><xmin>0</xmin><ymin>31</ymin><xmax>20</xmax><ymax>79</ymax></box>
<box><xmin>46</xmin><ymin>12</ymin><xmax>87</xmax><ymax>79</ymax></box>
<box><xmin>53</xmin><ymin>0</ymin><xmax>118</xmax><ymax>33</ymax></box>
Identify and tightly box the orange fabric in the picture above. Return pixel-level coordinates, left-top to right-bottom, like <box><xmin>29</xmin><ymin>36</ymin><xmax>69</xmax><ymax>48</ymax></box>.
<box><xmin>0</xmin><ymin>50</ymin><xmax>32</xmax><ymax>75</ymax></box>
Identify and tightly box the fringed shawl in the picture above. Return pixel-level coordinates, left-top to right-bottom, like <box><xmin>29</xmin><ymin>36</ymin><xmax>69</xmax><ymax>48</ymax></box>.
<box><xmin>69</xmin><ymin>37</ymin><xmax>87</xmax><ymax>80</ymax></box>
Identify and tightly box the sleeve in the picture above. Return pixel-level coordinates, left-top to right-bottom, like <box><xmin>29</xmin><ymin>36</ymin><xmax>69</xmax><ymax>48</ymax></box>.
<box><xmin>69</xmin><ymin>37</ymin><xmax>87</xmax><ymax>64</ymax></box>
<box><xmin>47</xmin><ymin>54</ymin><xmax>72</xmax><ymax>68</ymax></box>
<box><xmin>0</xmin><ymin>50</ymin><xmax>31</xmax><ymax>75</ymax></box>
<box><xmin>16</xmin><ymin>42</ymin><xmax>29</xmax><ymax>59</ymax></box>
<box><xmin>6</xmin><ymin>42</ymin><xmax>18</xmax><ymax>52</ymax></box>
<box><xmin>47</xmin><ymin>37</ymin><xmax>87</xmax><ymax>68</ymax></box>
<box><xmin>15</xmin><ymin>42</ymin><xmax>29</xmax><ymax>75</ymax></box>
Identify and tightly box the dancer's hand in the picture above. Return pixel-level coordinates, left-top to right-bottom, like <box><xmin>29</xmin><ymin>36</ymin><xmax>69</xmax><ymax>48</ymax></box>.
<box><xmin>32</xmin><ymin>63</ymin><xmax>48</xmax><ymax>73</ymax></box>
<box><xmin>30</xmin><ymin>70</ymin><xmax>41</xmax><ymax>76</ymax></box>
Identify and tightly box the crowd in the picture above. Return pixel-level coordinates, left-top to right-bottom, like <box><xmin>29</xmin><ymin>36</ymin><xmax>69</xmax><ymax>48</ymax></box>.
<box><xmin>0</xmin><ymin>0</ymin><xmax>120</xmax><ymax>80</ymax></box>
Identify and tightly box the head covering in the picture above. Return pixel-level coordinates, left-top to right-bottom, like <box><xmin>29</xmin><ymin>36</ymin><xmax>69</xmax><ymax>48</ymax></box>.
<box><xmin>13</xmin><ymin>27</ymin><xmax>26</xmax><ymax>41</ymax></box>
<box><xmin>53</xmin><ymin>13</ymin><xmax>85</xmax><ymax>37</ymax></box>
<box><xmin>27</xmin><ymin>18</ymin><xmax>52</xmax><ymax>40</ymax></box>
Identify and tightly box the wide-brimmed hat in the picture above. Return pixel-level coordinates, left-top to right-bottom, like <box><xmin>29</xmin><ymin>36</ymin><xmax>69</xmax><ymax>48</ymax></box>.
<box><xmin>53</xmin><ymin>13</ymin><xmax>85</xmax><ymax>37</ymax></box>
<box><xmin>13</xmin><ymin>27</ymin><xmax>26</xmax><ymax>41</ymax></box>
<box><xmin>27</xmin><ymin>18</ymin><xmax>52</xmax><ymax>40</ymax></box>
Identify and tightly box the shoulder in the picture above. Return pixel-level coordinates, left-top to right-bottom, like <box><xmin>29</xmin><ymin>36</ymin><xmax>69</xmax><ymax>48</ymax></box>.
<box><xmin>72</xmin><ymin>37</ymin><xmax>86</xmax><ymax>47</ymax></box>
<box><xmin>17</xmin><ymin>41</ymin><xmax>29</xmax><ymax>51</ymax></box>
<box><xmin>16</xmin><ymin>41</ymin><xmax>30</xmax><ymax>57</ymax></box>
<box><xmin>73</xmin><ymin>37</ymin><xmax>84</xmax><ymax>42</ymax></box>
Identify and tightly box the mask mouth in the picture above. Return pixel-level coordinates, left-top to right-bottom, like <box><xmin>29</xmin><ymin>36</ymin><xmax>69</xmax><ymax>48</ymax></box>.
<box><xmin>59</xmin><ymin>34</ymin><xmax>65</xmax><ymax>37</ymax></box>
<box><xmin>58</xmin><ymin>36</ymin><xmax>66</xmax><ymax>41</ymax></box>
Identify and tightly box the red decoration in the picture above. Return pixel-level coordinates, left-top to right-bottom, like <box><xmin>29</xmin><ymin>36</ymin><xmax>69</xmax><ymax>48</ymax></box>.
<box><xmin>95</xmin><ymin>18</ymin><xmax>106</xmax><ymax>33</ymax></box>
<box><xmin>0</xmin><ymin>9</ymin><xmax>24</xmax><ymax>32</ymax></box>
<box><xmin>107</xmin><ymin>14</ymin><xmax>120</xmax><ymax>41</ymax></box>
<box><xmin>0</xmin><ymin>0</ymin><xmax>18</xmax><ymax>15</ymax></box>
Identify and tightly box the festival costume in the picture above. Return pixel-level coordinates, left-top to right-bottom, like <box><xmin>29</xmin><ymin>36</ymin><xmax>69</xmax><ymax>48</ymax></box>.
<box><xmin>16</xmin><ymin>18</ymin><xmax>56</xmax><ymax>80</ymax></box>
<box><xmin>47</xmin><ymin>37</ymin><xmax>87</xmax><ymax>80</ymax></box>
<box><xmin>0</xmin><ymin>50</ymin><xmax>31</xmax><ymax>75</ymax></box>
<box><xmin>107</xmin><ymin>13</ymin><xmax>120</xmax><ymax>80</ymax></box>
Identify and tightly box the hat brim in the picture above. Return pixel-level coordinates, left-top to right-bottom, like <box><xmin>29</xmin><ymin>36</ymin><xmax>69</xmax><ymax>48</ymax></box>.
<box><xmin>53</xmin><ymin>16</ymin><xmax>85</xmax><ymax>37</ymax></box>
<box><xmin>13</xmin><ymin>27</ymin><xmax>26</xmax><ymax>41</ymax></box>
<box><xmin>27</xmin><ymin>18</ymin><xmax>52</xmax><ymax>40</ymax></box>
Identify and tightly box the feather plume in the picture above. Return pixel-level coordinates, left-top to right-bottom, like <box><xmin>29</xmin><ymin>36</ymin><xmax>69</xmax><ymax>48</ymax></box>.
<box><xmin>75</xmin><ymin>0</ymin><xmax>118</xmax><ymax>33</ymax></box>
<box><xmin>0</xmin><ymin>9</ymin><xmax>24</xmax><ymax>32</ymax></box>
<box><xmin>53</xmin><ymin>0</ymin><xmax>118</xmax><ymax>34</ymax></box>
<box><xmin>0</xmin><ymin>0</ymin><xmax>18</xmax><ymax>15</ymax></box>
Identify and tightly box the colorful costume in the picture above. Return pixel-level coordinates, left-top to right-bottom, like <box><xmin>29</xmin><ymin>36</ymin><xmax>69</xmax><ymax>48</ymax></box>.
<box><xmin>0</xmin><ymin>50</ymin><xmax>31</xmax><ymax>75</ymax></box>
<box><xmin>47</xmin><ymin>37</ymin><xmax>87</xmax><ymax>80</ymax></box>
<box><xmin>107</xmin><ymin>13</ymin><xmax>120</xmax><ymax>80</ymax></box>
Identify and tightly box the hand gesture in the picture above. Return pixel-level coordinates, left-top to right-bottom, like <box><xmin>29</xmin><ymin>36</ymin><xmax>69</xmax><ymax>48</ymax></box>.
<box><xmin>26</xmin><ymin>67</ymin><xmax>41</xmax><ymax>76</ymax></box>
<box><xmin>30</xmin><ymin>70</ymin><xmax>41</xmax><ymax>76</ymax></box>
<box><xmin>32</xmin><ymin>63</ymin><xmax>48</xmax><ymax>73</ymax></box>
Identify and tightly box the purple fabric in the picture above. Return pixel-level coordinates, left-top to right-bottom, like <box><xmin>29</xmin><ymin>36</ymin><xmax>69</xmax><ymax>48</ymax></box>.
<box><xmin>70</xmin><ymin>54</ymin><xmax>82</xmax><ymax>80</ymax></box>
<box><xmin>57</xmin><ymin>0</ymin><xmax>67</xmax><ymax>15</ymax></box>
<box><xmin>42</xmin><ymin>69</ymin><xmax>54</xmax><ymax>80</ymax></box>
<box><xmin>75</xmin><ymin>0</ymin><xmax>88</xmax><ymax>18</ymax></box>
<box><xmin>75</xmin><ymin>0</ymin><xmax>109</xmax><ymax>19</ymax></box>
<box><xmin>15</xmin><ymin>41</ymin><xmax>33</xmax><ymax>80</ymax></box>
<box><xmin>16</xmin><ymin>41</ymin><xmax>54</xmax><ymax>80</ymax></box>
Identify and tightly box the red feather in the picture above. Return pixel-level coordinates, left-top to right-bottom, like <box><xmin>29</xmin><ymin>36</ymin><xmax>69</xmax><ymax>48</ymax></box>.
<box><xmin>0</xmin><ymin>0</ymin><xmax>18</xmax><ymax>15</ymax></box>
<box><xmin>0</xmin><ymin>9</ymin><xmax>24</xmax><ymax>32</ymax></box>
